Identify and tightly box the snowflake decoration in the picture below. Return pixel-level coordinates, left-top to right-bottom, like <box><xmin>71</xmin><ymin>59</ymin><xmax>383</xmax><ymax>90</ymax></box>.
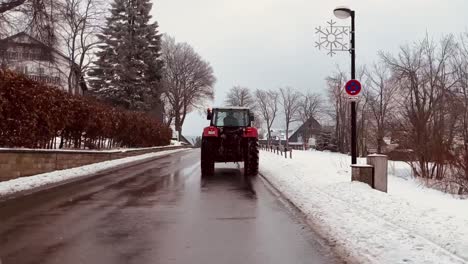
<box><xmin>315</xmin><ymin>20</ymin><xmax>350</xmax><ymax>57</ymax></box>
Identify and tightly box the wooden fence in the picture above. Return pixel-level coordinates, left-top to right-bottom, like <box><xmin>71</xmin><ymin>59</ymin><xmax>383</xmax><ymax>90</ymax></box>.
<box><xmin>260</xmin><ymin>144</ymin><xmax>293</xmax><ymax>159</ymax></box>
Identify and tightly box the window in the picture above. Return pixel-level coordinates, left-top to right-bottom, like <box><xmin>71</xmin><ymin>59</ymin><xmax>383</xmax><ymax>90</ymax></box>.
<box><xmin>14</xmin><ymin>65</ymin><xmax>28</xmax><ymax>74</ymax></box>
<box><xmin>37</xmin><ymin>67</ymin><xmax>44</xmax><ymax>75</ymax></box>
<box><xmin>213</xmin><ymin>109</ymin><xmax>250</xmax><ymax>127</ymax></box>
<box><xmin>8</xmin><ymin>51</ymin><xmax>18</xmax><ymax>60</ymax></box>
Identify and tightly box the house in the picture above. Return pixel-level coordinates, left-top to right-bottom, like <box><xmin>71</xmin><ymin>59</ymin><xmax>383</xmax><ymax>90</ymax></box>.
<box><xmin>258</xmin><ymin>118</ymin><xmax>322</xmax><ymax>149</ymax></box>
<box><xmin>0</xmin><ymin>32</ymin><xmax>86</xmax><ymax>95</ymax></box>
<box><xmin>288</xmin><ymin>117</ymin><xmax>322</xmax><ymax>147</ymax></box>
<box><xmin>268</xmin><ymin>129</ymin><xmax>294</xmax><ymax>141</ymax></box>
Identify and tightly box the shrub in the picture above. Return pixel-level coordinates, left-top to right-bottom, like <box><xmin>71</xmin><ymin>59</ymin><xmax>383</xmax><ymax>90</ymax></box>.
<box><xmin>0</xmin><ymin>69</ymin><xmax>171</xmax><ymax>149</ymax></box>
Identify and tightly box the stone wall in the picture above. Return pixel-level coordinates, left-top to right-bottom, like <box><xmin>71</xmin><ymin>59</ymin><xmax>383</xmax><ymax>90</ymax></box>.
<box><xmin>0</xmin><ymin>146</ymin><xmax>184</xmax><ymax>181</ymax></box>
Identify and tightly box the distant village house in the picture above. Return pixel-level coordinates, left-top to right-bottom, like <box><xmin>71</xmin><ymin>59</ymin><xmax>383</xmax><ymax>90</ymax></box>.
<box><xmin>263</xmin><ymin>117</ymin><xmax>322</xmax><ymax>149</ymax></box>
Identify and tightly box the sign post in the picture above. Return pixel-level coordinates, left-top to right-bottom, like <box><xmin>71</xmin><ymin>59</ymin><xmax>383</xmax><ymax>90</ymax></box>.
<box><xmin>316</xmin><ymin>6</ymin><xmax>358</xmax><ymax>164</ymax></box>
<box><xmin>345</xmin><ymin>79</ymin><xmax>360</xmax><ymax>164</ymax></box>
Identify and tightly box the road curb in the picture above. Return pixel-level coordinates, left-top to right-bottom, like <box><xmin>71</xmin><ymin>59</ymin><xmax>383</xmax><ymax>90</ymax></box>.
<box><xmin>0</xmin><ymin>147</ymin><xmax>193</xmax><ymax>203</ymax></box>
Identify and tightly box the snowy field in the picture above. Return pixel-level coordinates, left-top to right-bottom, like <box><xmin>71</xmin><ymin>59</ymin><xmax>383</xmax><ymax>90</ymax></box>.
<box><xmin>0</xmin><ymin>148</ymin><xmax>188</xmax><ymax>200</ymax></box>
<box><xmin>260</xmin><ymin>150</ymin><xmax>468</xmax><ymax>264</ymax></box>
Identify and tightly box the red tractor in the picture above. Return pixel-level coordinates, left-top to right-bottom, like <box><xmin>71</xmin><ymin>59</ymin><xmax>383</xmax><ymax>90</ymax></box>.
<box><xmin>201</xmin><ymin>107</ymin><xmax>259</xmax><ymax>177</ymax></box>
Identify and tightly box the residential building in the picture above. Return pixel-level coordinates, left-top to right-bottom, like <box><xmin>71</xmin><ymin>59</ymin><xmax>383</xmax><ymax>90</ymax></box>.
<box><xmin>288</xmin><ymin>117</ymin><xmax>322</xmax><ymax>144</ymax></box>
<box><xmin>0</xmin><ymin>32</ymin><xmax>86</xmax><ymax>95</ymax></box>
<box><xmin>260</xmin><ymin>118</ymin><xmax>322</xmax><ymax>148</ymax></box>
<box><xmin>268</xmin><ymin>129</ymin><xmax>294</xmax><ymax>141</ymax></box>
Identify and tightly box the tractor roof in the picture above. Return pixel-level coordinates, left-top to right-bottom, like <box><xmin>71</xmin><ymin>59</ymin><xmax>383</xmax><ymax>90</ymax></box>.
<box><xmin>212</xmin><ymin>106</ymin><xmax>250</xmax><ymax>110</ymax></box>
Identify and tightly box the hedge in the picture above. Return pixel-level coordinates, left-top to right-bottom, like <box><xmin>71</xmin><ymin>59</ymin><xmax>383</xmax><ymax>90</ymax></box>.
<box><xmin>0</xmin><ymin>69</ymin><xmax>171</xmax><ymax>149</ymax></box>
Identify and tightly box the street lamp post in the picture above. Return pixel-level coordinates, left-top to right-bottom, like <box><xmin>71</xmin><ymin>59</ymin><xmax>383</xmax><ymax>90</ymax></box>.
<box><xmin>334</xmin><ymin>7</ymin><xmax>357</xmax><ymax>164</ymax></box>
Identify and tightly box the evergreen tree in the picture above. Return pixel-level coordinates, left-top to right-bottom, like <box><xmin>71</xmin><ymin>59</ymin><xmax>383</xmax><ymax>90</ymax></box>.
<box><xmin>88</xmin><ymin>0</ymin><xmax>163</xmax><ymax>111</ymax></box>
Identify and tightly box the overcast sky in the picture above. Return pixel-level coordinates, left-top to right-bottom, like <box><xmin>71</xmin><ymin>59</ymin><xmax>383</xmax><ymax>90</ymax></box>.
<box><xmin>152</xmin><ymin>0</ymin><xmax>468</xmax><ymax>136</ymax></box>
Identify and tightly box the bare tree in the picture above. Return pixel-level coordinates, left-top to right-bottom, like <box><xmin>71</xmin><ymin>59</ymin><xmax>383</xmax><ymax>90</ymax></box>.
<box><xmin>354</xmin><ymin>67</ymin><xmax>371</xmax><ymax>156</ymax></box>
<box><xmin>255</xmin><ymin>89</ymin><xmax>278</xmax><ymax>145</ymax></box>
<box><xmin>161</xmin><ymin>35</ymin><xmax>216</xmax><ymax>139</ymax></box>
<box><xmin>298</xmin><ymin>92</ymin><xmax>322</xmax><ymax>123</ymax></box>
<box><xmin>161</xmin><ymin>96</ymin><xmax>174</xmax><ymax>127</ymax></box>
<box><xmin>194</xmin><ymin>136</ymin><xmax>202</xmax><ymax>148</ymax></box>
<box><xmin>382</xmin><ymin>35</ymin><xmax>458</xmax><ymax>179</ymax></box>
<box><xmin>279</xmin><ymin>87</ymin><xmax>301</xmax><ymax>147</ymax></box>
<box><xmin>325</xmin><ymin>66</ymin><xmax>372</xmax><ymax>155</ymax></box>
<box><xmin>57</xmin><ymin>0</ymin><xmax>104</xmax><ymax>93</ymax></box>
<box><xmin>0</xmin><ymin>0</ymin><xmax>27</xmax><ymax>13</ymax></box>
<box><xmin>449</xmin><ymin>33</ymin><xmax>468</xmax><ymax>193</ymax></box>
<box><xmin>1</xmin><ymin>0</ymin><xmax>59</xmax><ymax>47</ymax></box>
<box><xmin>326</xmin><ymin>69</ymin><xmax>349</xmax><ymax>153</ymax></box>
<box><xmin>225</xmin><ymin>85</ymin><xmax>254</xmax><ymax>107</ymax></box>
<box><xmin>365</xmin><ymin>62</ymin><xmax>399</xmax><ymax>153</ymax></box>
<box><xmin>297</xmin><ymin>92</ymin><xmax>322</xmax><ymax>147</ymax></box>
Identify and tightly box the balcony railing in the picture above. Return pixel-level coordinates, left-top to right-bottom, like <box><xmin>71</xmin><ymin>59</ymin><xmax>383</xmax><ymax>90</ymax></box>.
<box><xmin>27</xmin><ymin>75</ymin><xmax>61</xmax><ymax>85</ymax></box>
<box><xmin>1</xmin><ymin>51</ymin><xmax>52</xmax><ymax>61</ymax></box>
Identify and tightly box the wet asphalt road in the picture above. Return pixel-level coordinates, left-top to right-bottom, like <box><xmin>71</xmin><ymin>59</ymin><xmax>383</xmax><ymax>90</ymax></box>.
<box><xmin>0</xmin><ymin>149</ymin><xmax>343</xmax><ymax>264</ymax></box>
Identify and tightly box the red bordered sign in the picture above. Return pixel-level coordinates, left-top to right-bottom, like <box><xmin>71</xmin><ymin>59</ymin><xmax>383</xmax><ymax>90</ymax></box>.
<box><xmin>345</xmin><ymin>79</ymin><xmax>361</xmax><ymax>96</ymax></box>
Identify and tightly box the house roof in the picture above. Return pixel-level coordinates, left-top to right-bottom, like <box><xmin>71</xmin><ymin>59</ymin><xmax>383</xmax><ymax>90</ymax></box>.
<box><xmin>288</xmin><ymin>117</ymin><xmax>322</xmax><ymax>140</ymax></box>
<box><xmin>1</xmin><ymin>32</ymin><xmax>69</xmax><ymax>60</ymax></box>
<box><xmin>179</xmin><ymin>135</ymin><xmax>192</xmax><ymax>146</ymax></box>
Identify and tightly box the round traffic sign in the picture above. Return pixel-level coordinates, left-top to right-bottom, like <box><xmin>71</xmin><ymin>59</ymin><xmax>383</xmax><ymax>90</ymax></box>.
<box><xmin>345</xmin><ymin>79</ymin><xmax>361</xmax><ymax>96</ymax></box>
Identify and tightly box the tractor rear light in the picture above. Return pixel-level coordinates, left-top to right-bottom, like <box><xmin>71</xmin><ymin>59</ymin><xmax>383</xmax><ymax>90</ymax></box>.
<box><xmin>243</xmin><ymin>127</ymin><xmax>258</xmax><ymax>138</ymax></box>
<box><xmin>203</xmin><ymin>126</ymin><xmax>219</xmax><ymax>137</ymax></box>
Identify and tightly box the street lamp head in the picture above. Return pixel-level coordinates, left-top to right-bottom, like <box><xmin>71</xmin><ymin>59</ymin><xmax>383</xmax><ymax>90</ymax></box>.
<box><xmin>334</xmin><ymin>6</ymin><xmax>352</xmax><ymax>19</ymax></box>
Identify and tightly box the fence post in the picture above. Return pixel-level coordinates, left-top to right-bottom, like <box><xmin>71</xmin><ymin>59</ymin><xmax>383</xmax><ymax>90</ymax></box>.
<box><xmin>290</xmin><ymin>149</ymin><xmax>292</xmax><ymax>159</ymax></box>
<box><xmin>284</xmin><ymin>147</ymin><xmax>288</xmax><ymax>158</ymax></box>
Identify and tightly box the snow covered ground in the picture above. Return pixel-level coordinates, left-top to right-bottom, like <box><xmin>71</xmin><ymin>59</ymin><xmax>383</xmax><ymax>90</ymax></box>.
<box><xmin>260</xmin><ymin>150</ymin><xmax>468</xmax><ymax>264</ymax></box>
<box><xmin>0</xmin><ymin>148</ymin><xmax>188</xmax><ymax>200</ymax></box>
<box><xmin>170</xmin><ymin>140</ymin><xmax>183</xmax><ymax>146</ymax></box>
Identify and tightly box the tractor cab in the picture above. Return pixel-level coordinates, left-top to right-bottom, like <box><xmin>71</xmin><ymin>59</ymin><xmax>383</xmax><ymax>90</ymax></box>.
<box><xmin>206</xmin><ymin>107</ymin><xmax>254</xmax><ymax>127</ymax></box>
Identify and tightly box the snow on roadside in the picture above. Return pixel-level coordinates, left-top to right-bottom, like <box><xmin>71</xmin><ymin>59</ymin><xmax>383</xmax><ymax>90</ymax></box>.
<box><xmin>0</xmin><ymin>148</ymin><xmax>188</xmax><ymax>199</ymax></box>
<box><xmin>170</xmin><ymin>140</ymin><xmax>183</xmax><ymax>146</ymax></box>
<box><xmin>260</xmin><ymin>150</ymin><xmax>468</xmax><ymax>264</ymax></box>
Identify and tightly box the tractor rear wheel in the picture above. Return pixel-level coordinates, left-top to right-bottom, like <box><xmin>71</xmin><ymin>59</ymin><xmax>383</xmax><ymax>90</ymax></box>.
<box><xmin>244</xmin><ymin>139</ymin><xmax>259</xmax><ymax>176</ymax></box>
<box><xmin>201</xmin><ymin>138</ymin><xmax>215</xmax><ymax>177</ymax></box>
